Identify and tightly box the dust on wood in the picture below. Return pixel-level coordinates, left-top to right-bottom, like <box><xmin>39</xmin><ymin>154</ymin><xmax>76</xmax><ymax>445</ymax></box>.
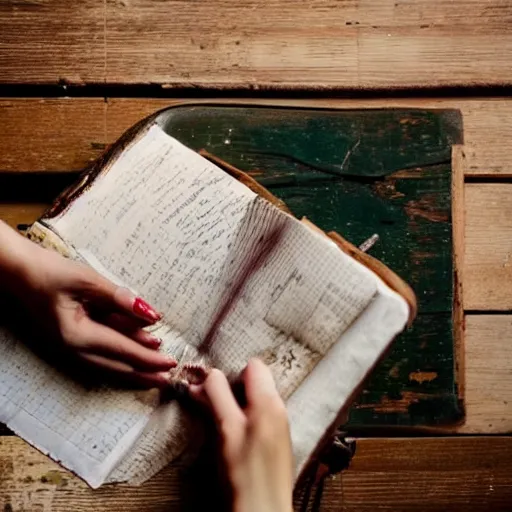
<box><xmin>40</xmin><ymin>470</ymin><xmax>67</xmax><ymax>487</ymax></box>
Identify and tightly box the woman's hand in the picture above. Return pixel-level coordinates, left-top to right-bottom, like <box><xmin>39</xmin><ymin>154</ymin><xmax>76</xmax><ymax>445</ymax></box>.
<box><xmin>0</xmin><ymin>221</ymin><xmax>175</xmax><ymax>387</ymax></box>
<box><xmin>190</xmin><ymin>359</ymin><xmax>294</xmax><ymax>512</ymax></box>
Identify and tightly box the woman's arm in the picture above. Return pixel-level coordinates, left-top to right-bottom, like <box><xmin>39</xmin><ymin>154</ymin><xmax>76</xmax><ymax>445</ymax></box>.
<box><xmin>0</xmin><ymin>220</ymin><xmax>176</xmax><ymax>387</ymax></box>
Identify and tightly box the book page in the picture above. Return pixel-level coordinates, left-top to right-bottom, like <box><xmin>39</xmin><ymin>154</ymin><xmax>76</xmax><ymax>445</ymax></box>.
<box><xmin>48</xmin><ymin>124</ymin><xmax>257</xmax><ymax>339</ymax></box>
<box><xmin>198</xmin><ymin>197</ymin><xmax>379</xmax><ymax>398</ymax></box>
<box><xmin>0</xmin><ymin>326</ymin><xmax>157</xmax><ymax>488</ymax></box>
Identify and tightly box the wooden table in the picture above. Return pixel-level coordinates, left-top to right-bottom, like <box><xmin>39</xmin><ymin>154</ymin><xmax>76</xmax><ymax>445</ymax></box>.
<box><xmin>0</xmin><ymin>1</ymin><xmax>511</xmax><ymax>510</ymax></box>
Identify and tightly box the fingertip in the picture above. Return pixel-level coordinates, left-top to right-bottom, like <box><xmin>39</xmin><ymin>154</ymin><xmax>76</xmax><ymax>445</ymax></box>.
<box><xmin>245</xmin><ymin>357</ymin><xmax>273</xmax><ymax>383</ymax></box>
<box><xmin>246</xmin><ymin>357</ymin><xmax>267</xmax><ymax>372</ymax></box>
<box><xmin>202</xmin><ymin>369</ymin><xmax>244</xmax><ymax>425</ymax></box>
<box><xmin>133</xmin><ymin>371</ymin><xmax>172</xmax><ymax>389</ymax></box>
<box><xmin>135</xmin><ymin>330</ymin><xmax>162</xmax><ymax>349</ymax></box>
<box><xmin>188</xmin><ymin>383</ymin><xmax>202</xmax><ymax>395</ymax></box>
<box><xmin>209</xmin><ymin>367</ymin><xmax>225</xmax><ymax>379</ymax></box>
<box><xmin>162</xmin><ymin>354</ymin><xmax>178</xmax><ymax>369</ymax></box>
<box><xmin>133</xmin><ymin>350</ymin><xmax>176</xmax><ymax>372</ymax></box>
<box><xmin>150</xmin><ymin>371</ymin><xmax>172</xmax><ymax>387</ymax></box>
<box><xmin>204</xmin><ymin>368</ymin><xmax>227</xmax><ymax>389</ymax></box>
<box><xmin>133</xmin><ymin>297</ymin><xmax>162</xmax><ymax>324</ymax></box>
<box><xmin>143</xmin><ymin>346</ymin><xmax>176</xmax><ymax>368</ymax></box>
<box><xmin>244</xmin><ymin>357</ymin><xmax>278</xmax><ymax>402</ymax></box>
<box><xmin>114</xmin><ymin>288</ymin><xmax>162</xmax><ymax>324</ymax></box>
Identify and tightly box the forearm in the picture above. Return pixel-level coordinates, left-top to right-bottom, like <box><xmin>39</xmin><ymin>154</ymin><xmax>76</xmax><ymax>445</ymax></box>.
<box><xmin>0</xmin><ymin>221</ymin><xmax>36</xmax><ymax>295</ymax></box>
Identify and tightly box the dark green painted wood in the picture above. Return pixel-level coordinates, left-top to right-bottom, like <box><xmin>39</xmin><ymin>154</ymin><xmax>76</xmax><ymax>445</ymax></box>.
<box><xmin>161</xmin><ymin>105</ymin><xmax>463</xmax><ymax>427</ymax></box>
<box><xmin>350</xmin><ymin>313</ymin><xmax>461</xmax><ymax>426</ymax></box>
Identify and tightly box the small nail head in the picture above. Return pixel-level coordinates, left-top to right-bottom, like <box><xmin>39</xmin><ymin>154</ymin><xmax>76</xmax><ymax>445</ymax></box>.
<box><xmin>359</xmin><ymin>234</ymin><xmax>379</xmax><ymax>253</ymax></box>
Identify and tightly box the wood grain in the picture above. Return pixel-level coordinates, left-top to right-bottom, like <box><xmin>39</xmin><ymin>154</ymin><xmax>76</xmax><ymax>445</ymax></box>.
<box><xmin>337</xmin><ymin>437</ymin><xmax>512</xmax><ymax>512</ymax></box>
<box><xmin>0</xmin><ymin>203</ymin><xmax>48</xmax><ymax>229</ymax></box>
<box><xmin>1</xmin><ymin>436</ymin><xmax>510</xmax><ymax>511</ymax></box>
<box><xmin>106</xmin><ymin>0</ymin><xmax>512</xmax><ymax>89</ymax></box>
<box><xmin>1</xmin><ymin>98</ymin><xmax>512</xmax><ymax>175</ymax></box>
<box><xmin>465</xmin><ymin>184</ymin><xmax>512</xmax><ymax>310</ymax></box>
<box><xmin>452</xmin><ymin>147</ymin><xmax>465</xmax><ymax>402</ymax></box>
<box><xmin>462</xmin><ymin>315</ymin><xmax>512</xmax><ymax>433</ymax></box>
<box><xmin>1</xmin><ymin>1</ymin><xmax>512</xmax><ymax>89</ymax></box>
<box><xmin>0</xmin><ymin>98</ymin><xmax>106</xmax><ymax>172</ymax></box>
<box><xmin>0</xmin><ymin>0</ymin><xmax>104</xmax><ymax>84</ymax></box>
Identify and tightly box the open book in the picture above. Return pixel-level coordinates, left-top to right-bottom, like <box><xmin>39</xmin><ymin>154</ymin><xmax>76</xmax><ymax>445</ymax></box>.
<box><xmin>0</xmin><ymin>110</ymin><xmax>416</xmax><ymax>489</ymax></box>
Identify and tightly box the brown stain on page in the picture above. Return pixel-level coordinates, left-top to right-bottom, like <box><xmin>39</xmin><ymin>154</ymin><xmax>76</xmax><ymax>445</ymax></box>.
<box><xmin>198</xmin><ymin>222</ymin><xmax>288</xmax><ymax>354</ymax></box>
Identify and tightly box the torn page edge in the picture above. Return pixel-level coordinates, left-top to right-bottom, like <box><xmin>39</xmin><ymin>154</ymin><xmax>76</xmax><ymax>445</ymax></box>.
<box><xmin>6</xmin><ymin>408</ymin><xmax>149</xmax><ymax>489</ymax></box>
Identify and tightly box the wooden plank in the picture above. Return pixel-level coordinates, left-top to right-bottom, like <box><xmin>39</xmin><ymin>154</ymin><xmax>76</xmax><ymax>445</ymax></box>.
<box><xmin>0</xmin><ymin>0</ymin><xmax>104</xmax><ymax>85</ymax></box>
<box><xmin>1</xmin><ymin>98</ymin><xmax>511</xmax><ymax>175</ymax></box>
<box><xmin>106</xmin><ymin>1</ymin><xmax>512</xmax><ymax>89</ymax></box>
<box><xmin>452</xmin><ymin>147</ymin><xmax>466</xmax><ymax>405</ymax></box>
<box><xmin>0</xmin><ymin>99</ymin><xmax>106</xmax><ymax>172</ymax></box>
<box><xmin>0</xmin><ymin>203</ymin><xmax>47</xmax><ymax>229</ymax></box>
<box><xmin>465</xmin><ymin>184</ymin><xmax>512</xmax><ymax>310</ymax></box>
<box><xmin>336</xmin><ymin>437</ymin><xmax>512</xmax><ymax>512</ymax></box>
<box><xmin>462</xmin><ymin>315</ymin><xmax>512</xmax><ymax>433</ymax></box>
<box><xmin>1</xmin><ymin>436</ymin><xmax>510</xmax><ymax>511</ymax></box>
<box><xmin>1</xmin><ymin>1</ymin><xmax>512</xmax><ymax>88</ymax></box>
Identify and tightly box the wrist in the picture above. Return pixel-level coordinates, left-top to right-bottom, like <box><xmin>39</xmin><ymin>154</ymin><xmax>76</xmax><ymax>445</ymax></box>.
<box><xmin>0</xmin><ymin>221</ymin><xmax>40</xmax><ymax>296</ymax></box>
<box><xmin>232</xmin><ymin>489</ymin><xmax>293</xmax><ymax>512</ymax></box>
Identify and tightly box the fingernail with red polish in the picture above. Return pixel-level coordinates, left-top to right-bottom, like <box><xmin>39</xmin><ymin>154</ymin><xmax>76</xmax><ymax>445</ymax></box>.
<box><xmin>142</xmin><ymin>332</ymin><xmax>162</xmax><ymax>348</ymax></box>
<box><xmin>133</xmin><ymin>297</ymin><xmax>162</xmax><ymax>323</ymax></box>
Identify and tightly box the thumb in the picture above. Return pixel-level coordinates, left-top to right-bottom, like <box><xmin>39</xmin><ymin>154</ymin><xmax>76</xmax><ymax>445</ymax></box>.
<box><xmin>77</xmin><ymin>266</ymin><xmax>162</xmax><ymax>324</ymax></box>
